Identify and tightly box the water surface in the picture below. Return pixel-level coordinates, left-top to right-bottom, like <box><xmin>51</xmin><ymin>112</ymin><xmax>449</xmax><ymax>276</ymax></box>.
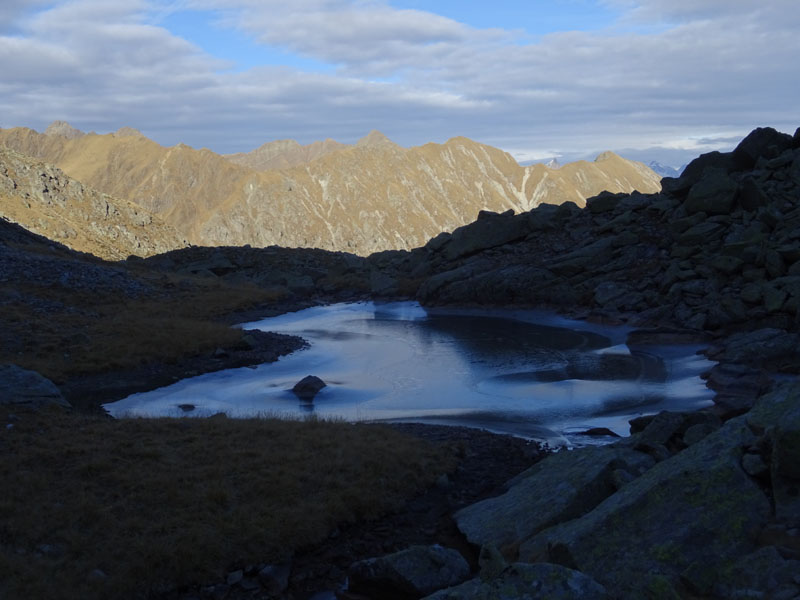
<box><xmin>105</xmin><ymin>302</ymin><xmax>714</xmax><ymax>446</ymax></box>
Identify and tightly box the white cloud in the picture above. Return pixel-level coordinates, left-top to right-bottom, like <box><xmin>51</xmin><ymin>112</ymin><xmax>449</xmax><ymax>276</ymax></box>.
<box><xmin>0</xmin><ymin>0</ymin><xmax>797</xmax><ymax>165</ymax></box>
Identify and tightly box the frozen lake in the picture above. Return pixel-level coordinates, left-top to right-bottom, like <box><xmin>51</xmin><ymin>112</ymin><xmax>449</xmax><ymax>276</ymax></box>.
<box><xmin>104</xmin><ymin>301</ymin><xmax>715</xmax><ymax>446</ymax></box>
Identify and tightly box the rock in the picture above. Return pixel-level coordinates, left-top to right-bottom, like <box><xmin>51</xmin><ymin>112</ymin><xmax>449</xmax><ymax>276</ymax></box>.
<box><xmin>444</xmin><ymin>211</ymin><xmax>530</xmax><ymax>261</ymax></box>
<box><xmin>662</xmin><ymin>151</ymin><xmax>735</xmax><ymax>197</ymax></box>
<box><xmin>258</xmin><ymin>562</ymin><xmax>291</xmax><ymax>596</ymax></box>
<box><xmin>518</xmin><ymin>414</ymin><xmax>770</xmax><ymax>598</ymax></box>
<box><xmin>748</xmin><ymin>384</ymin><xmax>800</xmax><ymax>522</ymax></box>
<box><xmin>292</xmin><ymin>375</ymin><xmax>326</xmax><ymax>400</ymax></box>
<box><xmin>707</xmin><ymin>328</ymin><xmax>800</xmax><ymax>369</ymax></box>
<box><xmin>575</xmin><ymin>427</ymin><xmax>621</xmax><ymax>438</ymax></box>
<box><xmin>741</xmin><ymin>452</ymin><xmax>769</xmax><ymax>477</ymax></box>
<box><xmin>684</xmin><ymin>168</ymin><xmax>739</xmax><ymax>215</ymax></box>
<box><xmin>738</xmin><ymin>176</ymin><xmax>770</xmax><ymax>211</ymax></box>
<box><xmin>0</xmin><ymin>364</ymin><xmax>71</xmax><ymax>408</ymax></box>
<box><xmin>226</xmin><ymin>570</ymin><xmax>243</xmax><ymax>586</ymax></box>
<box><xmin>477</xmin><ymin>544</ymin><xmax>507</xmax><ymax>580</ymax></box>
<box><xmin>454</xmin><ymin>445</ymin><xmax>654</xmax><ymax>556</ymax></box>
<box><xmin>177</xmin><ymin>403</ymin><xmax>195</xmax><ymax>412</ymax></box>
<box><xmin>348</xmin><ymin>545</ymin><xmax>470</xmax><ymax>599</ymax></box>
<box><xmin>422</xmin><ymin>563</ymin><xmax>610</xmax><ymax>600</ymax></box>
<box><xmin>586</xmin><ymin>191</ymin><xmax>625</xmax><ymax>214</ymax></box>
<box><xmin>703</xmin><ymin>546</ymin><xmax>800</xmax><ymax>599</ymax></box>
<box><xmin>732</xmin><ymin>126</ymin><xmax>794</xmax><ymax>170</ymax></box>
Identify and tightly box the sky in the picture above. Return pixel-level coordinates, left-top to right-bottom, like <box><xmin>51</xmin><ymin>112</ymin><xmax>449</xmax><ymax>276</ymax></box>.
<box><xmin>0</xmin><ymin>0</ymin><xmax>798</xmax><ymax>167</ymax></box>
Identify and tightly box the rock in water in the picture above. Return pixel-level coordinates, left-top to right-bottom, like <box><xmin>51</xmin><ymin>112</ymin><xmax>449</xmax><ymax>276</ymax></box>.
<box><xmin>292</xmin><ymin>375</ymin><xmax>326</xmax><ymax>400</ymax></box>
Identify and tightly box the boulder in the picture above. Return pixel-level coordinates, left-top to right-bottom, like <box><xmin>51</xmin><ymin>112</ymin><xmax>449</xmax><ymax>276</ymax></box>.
<box><xmin>684</xmin><ymin>168</ymin><xmax>738</xmax><ymax>215</ymax></box>
<box><xmin>747</xmin><ymin>383</ymin><xmax>800</xmax><ymax>522</ymax></box>
<box><xmin>348</xmin><ymin>545</ymin><xmax>470</xmax><ymax>600</ymax></box>
<box><xmin>518</xmin><ymin>414</ymin><xmax>770</xmax><ymax>598</ymax></box>
<box><xmin>707</xmin><ymin>328</ymin><xmax>800</xmax><ymax>369</ymax></box>
<box><xmin>454</xmin><ymin>445</ymin><xmax>654</xmax><ymax>556</ymax></box>
<box><xmin>732</xmin><ymin>126</ymin><xmax>794</xmax><ymax>170</ymax></box>
<box><xmin>422</xmin><ymin>563</ymin><xmax>610</xmax><ymax>600</ymax></box>
<box><xmin>0</xmin><ymin>364</ymin><xmax>70</xmax><ymax>408</ymax></box>
<box><xmin>662</xmin><ymin>151</ymin><xmax>735</xmax><ymax>197</ymax></box>
<box><xmin>444</xmin><ymin>211</ymin><xmax>530</xmax><ymax>261</ymax></box>
<box><xmin>291</xmin><ymin>375</ymin><xmax>326</xmax><ymax>401</ymax></box>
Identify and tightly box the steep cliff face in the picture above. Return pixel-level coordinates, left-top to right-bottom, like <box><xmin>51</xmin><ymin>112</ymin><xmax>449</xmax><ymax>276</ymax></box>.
<box><xmin>0</xmin><ymin>147</ymin><xmax>186</xmax><ymax>260</ymax></box>
<box><xmin>0</xmin><ymin>123</ymin><xmax>661</xmax><ymax>255</ymax></box>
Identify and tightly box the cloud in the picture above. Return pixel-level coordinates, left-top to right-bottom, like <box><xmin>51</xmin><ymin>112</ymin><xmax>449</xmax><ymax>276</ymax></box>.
<box><xmin>0</xmin><ymin>0</ymin><xmax>797</xmax><ymax>162</ymax></box>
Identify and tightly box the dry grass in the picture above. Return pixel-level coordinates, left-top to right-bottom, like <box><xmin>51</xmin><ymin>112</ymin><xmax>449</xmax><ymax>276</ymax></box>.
<box><xmin>0</xmin><ymin>406</ymin><xmax>456</xmax><ymax>599</ymax></box>
<box><xmin>1</xmin><ymin>274</ymin><xmax>287</xmax><ymax>382</ymax></box>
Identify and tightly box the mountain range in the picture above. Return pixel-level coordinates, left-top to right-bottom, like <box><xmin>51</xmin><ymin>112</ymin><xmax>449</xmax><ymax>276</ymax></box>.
<box><xmin>0</xmin><ymin>122</ymin><xmax>662</xmax><ymax>257</ymax></box>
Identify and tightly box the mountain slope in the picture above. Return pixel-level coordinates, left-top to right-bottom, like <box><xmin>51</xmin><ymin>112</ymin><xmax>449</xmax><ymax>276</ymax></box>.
<box><xmin>0</xmin><ymin>123</ymin><xmax>662</xmax><ymax>255</ymax></box>
<box><xmin>0</xmin><ymin>147</ymin><xmax>187</xmax><ymax>260</ymax></box>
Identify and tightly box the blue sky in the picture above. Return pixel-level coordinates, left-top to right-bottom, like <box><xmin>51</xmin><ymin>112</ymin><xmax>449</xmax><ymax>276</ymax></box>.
<box><xmin>1</xmin><ymin>0</ymin><xmax>797</xmax><ymax>165</ymax></box>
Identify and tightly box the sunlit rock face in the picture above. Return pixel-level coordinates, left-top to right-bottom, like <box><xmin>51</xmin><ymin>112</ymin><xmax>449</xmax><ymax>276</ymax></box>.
<box><xmin>0</xmin><ymin>123</ymin><xmax>661</xmax><ymax>256</ymax></box>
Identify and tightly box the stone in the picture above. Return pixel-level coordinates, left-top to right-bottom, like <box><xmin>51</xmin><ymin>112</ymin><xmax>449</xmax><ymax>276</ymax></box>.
<box><xmin>258</xmin><ymin>562</ymin><xmax>291</xmax><ymax>596</ymax></box>
<box><xmin>422</xmin><ymin>563</ymin><xmax>610</xmax><ymax>600</ymax></box>
<box><xmin>519</xmin><ymin>414</ymin><xmax>770</xmax><ymax>598</ymax></box>
<box><xmin>292</xmin><ymin>375</ymin><xmax>326</xmax><ymax>400</ymax></box>
<box><xmin>707</xmin><ymin>328</ymin><xmax>800</xmax><ymax>367</ymax></box>
<box><xmin>477</xmin><ymin>544</ymin><xmax>507</xmax><ymax>580</ymax></box>
<box><xmin>684</xmin><ymin>168</ymin><xmax>739</xmax><ymax>215</ymax></box>
<box><xmin>706</xmin><ymin>546</ymin><xmax>800</xmax><ymax>599</ymax></box>
<box><xmin>0</xmin><ymin>364</ymin><xmax>70</xmax><ymax>408</ymax></box>
<box><xmin>348</xmin><ymin>545</ymin><xmax>470</xmax><ymax>599</ymax></box>
<box><xmin>738</xmin><ymin>176</ymin><xmax>770</xmax><ymax>211</ymax></box>
<box><xmin>663</xmin><ymin>151</ymin><xmax>735</xmax><ymax>196</ymax></box>
<box><xmin>444</xmin><ymin>212</ymin><xmax>530</xmax><ymax>261</ymax></box>
<box><xmin>586</xmin><ymin>191</ymin><xmax>624</xmax><ymax>214</ymax></box>
<box><xmin>454</xmin><ymin>445</ymin><xmax>654</xmax><ymax>556</ymax></box>
<box><xmin>226</xmin><ymin>570</ymin><xmax>243</xmax><ymax>586</ymax></box>
<box><xmin>741</xmin><ymin>452</ymin><xmax>769</xmax><ymax>477</ymax></box>
<box><xmin>732</xmin><ymin>126</ymin><xmax>795</xmax><ymax>170</ymax></box>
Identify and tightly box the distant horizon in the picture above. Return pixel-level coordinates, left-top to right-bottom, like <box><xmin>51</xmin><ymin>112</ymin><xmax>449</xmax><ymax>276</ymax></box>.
<box><xmin>7</xmin><ymin>117</ymin><xmax>730</xmax><ymax>170</ymax></box>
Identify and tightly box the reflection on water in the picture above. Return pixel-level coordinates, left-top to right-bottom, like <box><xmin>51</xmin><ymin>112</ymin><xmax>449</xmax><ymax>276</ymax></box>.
<box><xmin>104</xmin><ymin>302</ymin><xmax>715</xmax><ymax>446</ymax></box>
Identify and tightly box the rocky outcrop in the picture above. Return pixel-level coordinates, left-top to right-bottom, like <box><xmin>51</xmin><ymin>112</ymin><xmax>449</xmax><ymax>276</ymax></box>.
<box><xmin>0</xmin><ymin>123</ymin><xmax>661</xmax><ymax>255</ymax></box>
<box><xmin>0</xmin><ymin>147</ymin><xmax>187</xmax><ymax>259</ymax></box>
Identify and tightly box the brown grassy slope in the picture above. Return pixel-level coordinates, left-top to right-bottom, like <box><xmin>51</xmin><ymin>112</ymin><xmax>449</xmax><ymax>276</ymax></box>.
<box><xmin>224</xmin><ymin>137</ymin><xmax>348</xmax><ymax>170</ymax></box>
<box><xmin>0</xmin><ymin>125</ymin><xmax>662</xmax><ymax>255</ymax></box>
<box><xmin>0</xmin><ymin>406</ymin><xmax>456</xmax><ymax>600</ymax></box>
<box><xmin>0</xmin><ymin>219</ymin><xmax>286</xmax><ymax>382</ymax></box>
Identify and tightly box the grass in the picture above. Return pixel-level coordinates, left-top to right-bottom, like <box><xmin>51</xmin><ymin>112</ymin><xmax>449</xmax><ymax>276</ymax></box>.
<box><xmin>1</xmin><ymin>271</ymin><xmax>287</xmax><ymax>382</ymax></box>
<box><xmin>0</xmin><ymin>406</ymin><xmax>457</xmax><ymax>599</ymax></box>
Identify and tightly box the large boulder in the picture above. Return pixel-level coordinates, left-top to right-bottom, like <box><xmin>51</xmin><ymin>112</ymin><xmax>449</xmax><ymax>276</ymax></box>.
<box><xmin>746</xmin><ymin>383</ymin><xmax>800</xmax><ymax>523</ymax></box>
<box><xmin>683</xmin><ymin>168</ymin><xmax>739</xmax><ymax>215</ymax></box>
<box><xmin>0</xmin><ymin>364</ymin><xmax>70</xmax><ymax>408</ymax></box>
<box><xmin>518</xmin><ymin>413</ymin><xmax>770</xmax><ymax>597</ymax></box>
<box><xmin>732</xmin><ymin>126</ymin><xmax>794</xmax><ymax>170</ymax></box>
<box><xmin>348</xmin><ymin>545</ymin><xmax>470</xmax><ymax>600</ymax></box>
<box><xmin>443</xmin><ymin>210</ymin><xmax>530</xmax><ymax>261</ymax></box>
<box><xmin>422</xmin><ymin>563</ymin><xmax>610</xmax><ymax>600</ymax></box>
<box><xmin>454</xmin><ymin>445</ymin><xmax>654</xmax><ymax>556</ymax></box>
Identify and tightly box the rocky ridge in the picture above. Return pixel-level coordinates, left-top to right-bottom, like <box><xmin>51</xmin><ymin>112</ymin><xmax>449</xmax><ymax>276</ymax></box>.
<box><xmin>0</xmin><ymin>122</ymin><xmax>661</xmax><ymax>256</ymax></box>
<box><xmin>0</xmin><ymin>147</ymin><xmax>187</xmax><ymax>259</ymax></box>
